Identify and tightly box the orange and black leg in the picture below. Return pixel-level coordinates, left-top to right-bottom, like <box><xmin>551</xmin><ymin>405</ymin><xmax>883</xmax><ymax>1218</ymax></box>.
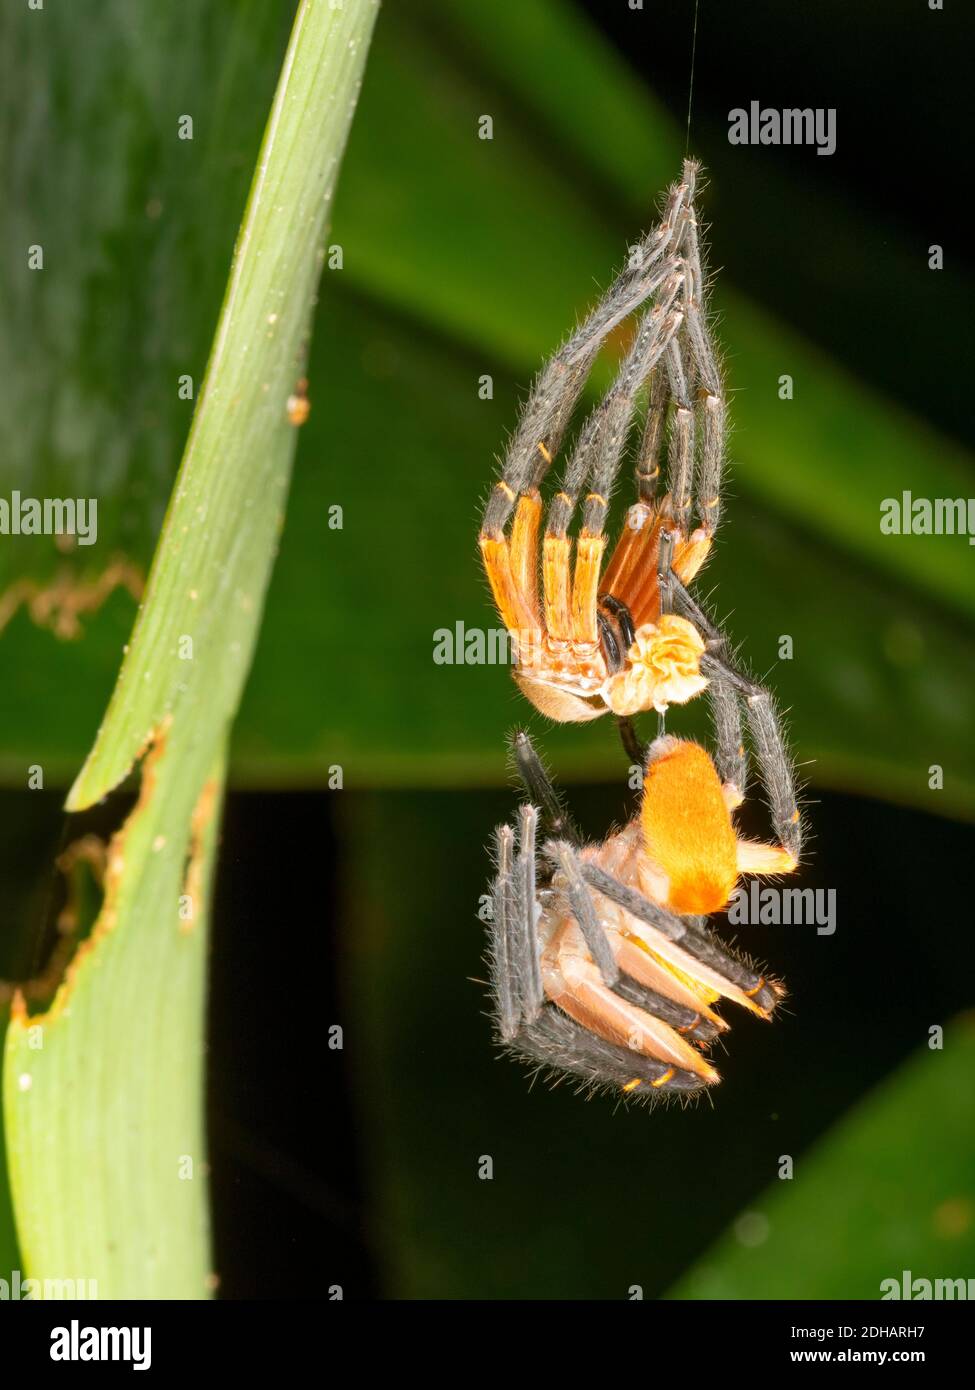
<box><xmin>480</xmin><ymin>166</ymin><xmax>698</xmax><ymax>549</ymax></box>
<box><xmin>543</xmin><ymin>284</ymin><xmax>685</xmax><ymax>654</ymax></box>
<box><xmin>601</xmin><ymin>167</ymin><xmax>727</xmax><ymax>634</ymax></box>
<box><xmin>481</xmin><ymin>165</ymin><xmax>702</xmax><ymax>651</ymax></box>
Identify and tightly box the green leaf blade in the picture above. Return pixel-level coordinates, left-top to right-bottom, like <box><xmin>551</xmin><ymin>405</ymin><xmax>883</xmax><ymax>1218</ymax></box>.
<box><xmin>3</xmin><ymin>0</ymin><xmax>380</xmax><ymax>1299</ymax></box>
<box><xmin>670</xmin><ymin>1019</ymin><xmax>975</xmax><ymax>1300</ymax></box>
<box><xmin>67</xmin><ymin>0</ymin><xmax>380</xmax><ymax>813</ymax></box>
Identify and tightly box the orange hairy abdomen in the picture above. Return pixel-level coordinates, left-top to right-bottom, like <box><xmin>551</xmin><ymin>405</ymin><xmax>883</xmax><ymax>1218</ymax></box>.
<box><xmin>641</xmin><ymin>740</ymin><xmax>738</xmax><ymax>914</ymax></box>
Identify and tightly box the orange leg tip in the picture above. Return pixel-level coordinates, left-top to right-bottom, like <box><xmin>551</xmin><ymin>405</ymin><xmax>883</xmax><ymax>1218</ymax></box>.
<box><xmin>622</xmin><ymin>1078</ymin><xmax>643</xmax><ymax>1093</ymax></box>
<box><xmin>650</xmin><ymin>1068</ymin><xmax>676</xmax><ymax>1089</ymax></box>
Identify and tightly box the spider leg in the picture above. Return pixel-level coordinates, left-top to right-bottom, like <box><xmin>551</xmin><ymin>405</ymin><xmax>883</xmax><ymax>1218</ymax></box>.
<box><xmin>480</xmin><ymin>168</ymin><xmax>697</xmax><ymax>546</ymax></box>
<box><xmin>593</xmin><ymin>175</ymin><xmax>730</xmax><ymax>746</ymax></box>
<box><xmin>656</xmin><ymin>176</ymin><xmax>727</xmax><ymax>562</ymax></box>
<box><xmin>513</xmin><ymin>805</ymin><xmax>545</xmax><ymax>1021</ymax></box>
<box><xmin>659</xmin><ymin>566</ymin><xmax>802</xmax><ymax>864</ymax></box>
<box><xmin>543</xmin><ymin>408</ymin><xmax>602</xmax><ymax>642</ymax></box>
<box><xmin>578</xmin><ymin>288</ymin><xmax>684</xmax><ymax>543</ymax></box>
<box><xmin>543</xmin><ymin>280</ymin><xmax>684</xmax><ymax>646</ymax></box>
<box><xmin>577</xmin><ymin>861</ymin><xmax>782</xmax><ymax>1018</ymax></box>
<box><xmin>588</xmin><ymin>236</ymin><xmax>696</xmax><ymax>630</ymax></box>
<box><xmin>482</xmin><ymin>257</ymin><xmax>688</xmax><ymax>656</ymax></box>
<box><xmin>680</xmin><ymin>194</ymin><xmax>726</xmax><ymax>538</ymax></box>
<box><xmin>657</xmin><ymin>529</ymin><xmax>677</xmax><ymax>617</ymax></box>
<box><xmin>531</xmin><ymin>839</ymin><xmax>717</xmax><ymax>1089</ymax></box>
<box><xmin>543</xmin><ymin>840</ymin><xmax>722</xmax><ymax>1052</ymax></box>
<box><xmin>663</xmin><ymin>333</ymin><xmax>696</xmax><ymax>538</ymax></box>
<box><xmin>654</xmin><ymin>531</ymin><xmax>745</xmax><ymax>792</ymax></box>
<box><xmin>653</xmin><ymin>530</ymin><xmax>747</xmax><ymax>791</ymax></box>
<box><xmin>682</xmin><ymin>200</ymin><xmax>721</xmax><ymax>400</ymax></box>
<box><xmin>490</xmin><ymin>824</ymin><xmax>519</xmax><ymax>1041</ymax></box>
<box><xmin>611</xmin><ymin>968</ymin><xmax>721</xmax><ymax>1044</ymax></box>
<box><xmin>615</xmin><ymin>713</ymin><xmax>647</xmax><ymax>770</ymax></box>
<box><xmin>732</xmin><ymin>681</ymin><xmax>802</xmax><ymax>866</ymax></box>
<box><xmin>708</xmin><ymin>680</ymin><xmax>749</xmax><ymax>803</ymax></box>
<box><xmin>664</xmin><ymin>564</ymin><xmax>801</xmax><ymax>856</ymax></box>
<box><xmin>546</xmin><ymin>840</ymin><xmax>619</xmax><ymax>985</ymax></box>
<box><xmin>511</xmin><ymin>1008</ymin><xmax>710</xmax><ymax>1097</ymax></box>
<box><xmin>509</xmin><ymin>730</ymin><xmax>582</xmax><ymax>846</ymax></box>
<box><xmin>634</xmin><ymin>365</ymin><xmax>670</xmax><ymax>504</ymax></box>
<box><xmin>489</xmin><ymin>807</ymin><xmax>545</xmax><ymax>1041</ymax></box>
<box><xmin>490</xmin><ymin>811</ymin><xmax>712</xmax><ymax>1095</ymax></box>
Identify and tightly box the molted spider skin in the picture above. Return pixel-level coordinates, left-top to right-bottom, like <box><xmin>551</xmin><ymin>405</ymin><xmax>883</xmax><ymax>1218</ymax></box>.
<box><xmin>479</xmin><ymin>159</ymin><xmax>728</xmax><ymax>726</ymax></box>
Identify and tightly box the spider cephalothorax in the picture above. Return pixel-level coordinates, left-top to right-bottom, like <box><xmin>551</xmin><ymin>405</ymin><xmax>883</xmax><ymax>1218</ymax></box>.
<box><xmin>486</xmin><ymin>707</ymin><xmax>802</xmax><ymax>1101</ymax></box>
<box><xmin>479</xmin><ymin>159</ymin><xmax>725</xmax><ymax>725</ymax></box>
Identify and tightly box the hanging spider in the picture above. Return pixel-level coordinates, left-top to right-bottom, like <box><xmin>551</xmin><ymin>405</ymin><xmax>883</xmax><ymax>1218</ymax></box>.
<box><xmin>481</xmin><ymin>159</ymin><xmax>804</xmax><ymax>1101</ymax></box>
<box><xmin>479</xmin><ymin>159</ymin><xmax>726</xmax><ymax>739</ymax></box>
<box><xmin>486</xmin><ymin>672</ymin><xmax>802</xmax><ymax>1101</ymax></box>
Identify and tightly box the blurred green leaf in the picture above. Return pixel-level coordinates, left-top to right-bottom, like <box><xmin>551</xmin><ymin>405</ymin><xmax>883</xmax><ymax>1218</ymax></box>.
<box><xmin>671</xmin><ymin>1016</ymin><xmax>975</xmax><ymax>1299</ymax></box>
<box><xmin>0</xmin><ymin>0</ymin><xmax>288</xmax><ymax>586</ymax></box>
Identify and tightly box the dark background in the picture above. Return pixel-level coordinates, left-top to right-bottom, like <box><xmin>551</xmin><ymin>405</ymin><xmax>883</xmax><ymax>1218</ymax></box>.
<box><xmin>582</xmin><ymin>0</ymin><xmax>973</xmax><ymax>447</ymax></box>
